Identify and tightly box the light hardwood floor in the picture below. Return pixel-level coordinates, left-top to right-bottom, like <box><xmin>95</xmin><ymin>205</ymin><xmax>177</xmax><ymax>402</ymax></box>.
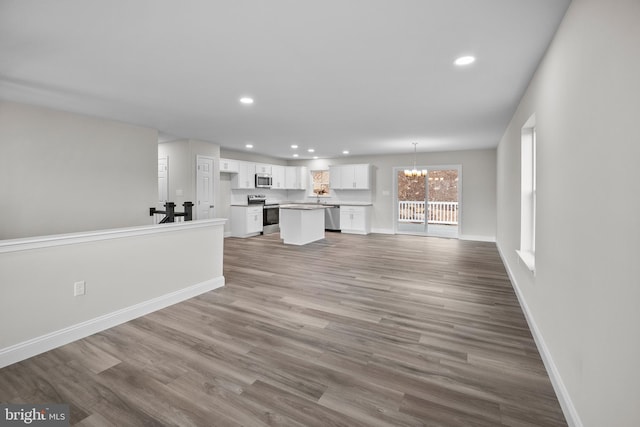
<box><xmin>0</xmin><ymin>232</ymin><xmax>567</xmax><ymax>426</ymax></box>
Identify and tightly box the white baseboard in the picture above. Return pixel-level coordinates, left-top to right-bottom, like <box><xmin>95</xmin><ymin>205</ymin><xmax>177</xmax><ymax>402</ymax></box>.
<box><xmin>224</xmin><ymin>231</ymin><xmax>232</xmax><ymax>238</ymax></box>
<box><xmin>459</xmin><ymin>234</ymin><xmax>496</xmax><ymax>242</ymax></box>
<box><xmin>371</xmin><ymin>228</ymin><xmax>394</xmax><ymax>234</ymax></box>
<box><xmin>370</xmin><ymin>229</ymin><xmax>495</xmax><ymax>242</ymax></box>
<box><xmin>0</xmin><ymin>276</ymin><xmax>225</xmax><ymax>369</ymax></box>
<box><xmin>496</xmin><ymin>243</ymin><xmax>582</xmax><ymax>427</ymax></box>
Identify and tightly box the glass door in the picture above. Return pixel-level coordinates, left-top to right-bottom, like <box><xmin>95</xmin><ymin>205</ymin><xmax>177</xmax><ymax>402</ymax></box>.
<box><xmin>395</xmin><ymin>166</ymin><xmax>460</xmax><ymax>238</ymax></box>
<box><xmin>396</xmin><ymin>168</ymin><xmax>428</xmax><ymax>234</ymax></box>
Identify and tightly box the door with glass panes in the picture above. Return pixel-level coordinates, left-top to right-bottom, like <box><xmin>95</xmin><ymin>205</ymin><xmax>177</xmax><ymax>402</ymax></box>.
<box><xmin>395</xmin><ymin>166</ymin><xmax>460</xmax><ymax>238</ymax></box>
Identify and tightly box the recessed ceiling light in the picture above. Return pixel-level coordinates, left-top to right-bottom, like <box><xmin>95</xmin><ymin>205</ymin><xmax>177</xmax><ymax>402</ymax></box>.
<box><xmin>293</xmin><ymin>154</ymin><xmax>299</xmax><ymax>157</ymax></box>
<box><xmin>454</xmin><ymin>56</ymin><xmax>476</xmax><ymax>66</ymax></box>
<box><xmin>245</xmin><ymin>143</ymin><xmax>253</xmax><ymax>149</ymax></box>
<box><xmin>343</xmin><ymin>150</ymin><xmax>350</xmax><ymax>155</ymax></box>
<box><xmin>308</xmin><ymin>148</ymin><xmax>315</xmax><ymax>153</ymax></box>
<box><xmin>291</xmin><ymin>144</ymin><xmax>298</xmax><ymax>149</ymax></box>
<box><xmin>313</xmin><ymin>156</ymin><xmax>318</xmax><ymax>159</ymax></box>
<box><xmin>239</xmin><ymin>97</ymin><xmax>254</xmax><ymax>105</ymax></box>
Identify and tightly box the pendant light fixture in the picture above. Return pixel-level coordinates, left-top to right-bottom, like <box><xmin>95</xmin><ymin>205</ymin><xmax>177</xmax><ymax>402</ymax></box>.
<box><xmin>404</xmin><ymin>142</ymin><xmax>427</xmax><ymax>177</ymax></box>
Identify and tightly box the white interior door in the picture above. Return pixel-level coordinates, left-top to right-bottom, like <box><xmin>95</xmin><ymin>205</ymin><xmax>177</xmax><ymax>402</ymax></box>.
<box><xmin>196</xmin><ymin>155</ymin><xmax>214</xmax><ymax>219</ymax></box>
<box><xmin>158</xmin><ymin>156</ymin><xmax>168</xmax><ymax>208</ymax></box>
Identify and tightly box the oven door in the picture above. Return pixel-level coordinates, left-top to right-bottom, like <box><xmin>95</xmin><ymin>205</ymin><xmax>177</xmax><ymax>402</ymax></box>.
<box><xmin>263</xmin><ymin>205</ymin><xmax>280</xmax><ymax>234</ymax></box>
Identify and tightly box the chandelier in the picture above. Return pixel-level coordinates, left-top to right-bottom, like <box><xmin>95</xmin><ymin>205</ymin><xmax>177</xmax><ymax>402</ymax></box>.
<box><xmin>404</xmin><ymin>142</ymin><xmax>427</xmax><ymax>177</ymax></box>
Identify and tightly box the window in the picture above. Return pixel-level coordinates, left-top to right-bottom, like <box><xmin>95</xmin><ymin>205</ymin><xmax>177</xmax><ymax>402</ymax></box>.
<box><xmin>311</xmin><ymin>170</ymin><xmax>330</xmax><ymax>196</ymax></box>
<box><xmin>518</xmin><ymin>114</ymin><xmax>536</xmax><ymax>272</ymax></box>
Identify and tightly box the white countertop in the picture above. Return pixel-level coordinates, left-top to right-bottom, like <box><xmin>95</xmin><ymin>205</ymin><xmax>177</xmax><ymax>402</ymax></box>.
<box><xmin>279</xmin><ymin>204</ymin><xmax>329</xmax><ymax>210</ymax></box>
<box><xmin>282</xmin><ymin>201</ymin><xmax>372</xmax><ymax>207</ymax></box>
<box><xmin>231</xmin><ymin>201</ymin><xmax>372</xmax><ymax>208</ymax></box>
<box><xmin>333</xmin><ymin>202</ymin><xmax>373</xmax><ymax>206</ymax></box>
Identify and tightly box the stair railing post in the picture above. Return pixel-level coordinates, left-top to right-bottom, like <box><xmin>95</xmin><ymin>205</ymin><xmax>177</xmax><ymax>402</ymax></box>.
<box><xmin>183</xmin><ymin>202</ymin><xmax>194</xmax><ymax>221</ymax></box>
<box><xmin>164</xmin><ymin>202</ymin><xmax>176</xmax><ymax>223</ymax></box>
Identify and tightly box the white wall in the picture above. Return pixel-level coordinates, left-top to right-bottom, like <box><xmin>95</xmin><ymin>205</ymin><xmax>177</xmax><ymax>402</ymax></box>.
<box><xmin>219</xmin><ymin>148</ymin><xmax>496</xmax><ymax>240</ymax></box>
<box><xmin>0</xmin><ymin>101</ymin><xmax>158</xmax><ymax>239</ymax></box>
<box><xmin>292</xmin><ymin>149</ymin><xmax>497</xmax><ymax>240</ymax></box>
<box><xmin>220</xmin><ymin>148</ymin><xmax>288</xmax><ymax>165</ymax></box>
<box><xmin>158</xmin><ymin>138</ymin><xmax>221</xmax><ymax>218</ymax></box>
<box><xmin>158</xmin><ymin>139</ymin><xmax>191</xmax><ymax>206</ymax></box>
<box><xmin>0</xmin><ymin>220</ymin><xmax>225</xmax><ymax>367</ymax></box>
<box><xmin>496</xmin><ymin>0</ymin><xmax>640</xmax><ymax>425</ymax></box>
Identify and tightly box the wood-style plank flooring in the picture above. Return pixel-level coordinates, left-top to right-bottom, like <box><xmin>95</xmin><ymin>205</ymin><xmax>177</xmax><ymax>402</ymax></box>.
<box><xmin>0</xmin><ymin>232</ymin><xmax>567</xmax><ymax>426</ymax></box>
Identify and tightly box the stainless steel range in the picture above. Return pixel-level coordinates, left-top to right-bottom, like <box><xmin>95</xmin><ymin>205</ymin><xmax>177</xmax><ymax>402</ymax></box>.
<box><xmin>248</xmin><ymin>195</ymin><xmax>280</xmax><ymax>234</ymax></box>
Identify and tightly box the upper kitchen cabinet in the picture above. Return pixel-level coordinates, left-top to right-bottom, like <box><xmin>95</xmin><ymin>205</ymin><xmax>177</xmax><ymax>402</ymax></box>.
<box><xmin>271</xmin><ymin>165</ymin><xmax>286</xmax><ymax>189</ymax></box>
<box><xmin>255</xmin><ymin>163</ymin><xmax>272</xmax><ymax>174</ymax></box>
<box><xmin>329</xmin><ymin>165</ymin><xmax>342</xmax><ymax>190</ymax></box>
<box><xmin>285</xmin><ymin>166</ymin><xmax>307</xmax><ymax>190</ymax></box>
<box><xmin>330</xmin><ymin>164</ymin><xmax>371</xmax><ymax>190</ymax></box>
<box><xmin>219</xmin><ymin>158</ymin><xmax>239</xmax><ymax>173</ymax></box>
<box><xmin>231</xmin><ymin>162</ymin><xmax>255</xmax><ymax>189</ymax></box>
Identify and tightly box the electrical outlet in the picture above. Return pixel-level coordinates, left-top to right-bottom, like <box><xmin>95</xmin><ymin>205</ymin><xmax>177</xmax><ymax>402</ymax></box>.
<box><xmin>74</xmin><ymin>281</ymin><xmax>86</xmax><ymax>296</ymax></box>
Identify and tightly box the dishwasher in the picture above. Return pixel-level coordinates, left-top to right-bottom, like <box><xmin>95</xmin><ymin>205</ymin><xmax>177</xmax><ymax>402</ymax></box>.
<box><xmin>324</xmin><ymin>205</ymin><xmax>341</xmax><ymax>231</ymax></box>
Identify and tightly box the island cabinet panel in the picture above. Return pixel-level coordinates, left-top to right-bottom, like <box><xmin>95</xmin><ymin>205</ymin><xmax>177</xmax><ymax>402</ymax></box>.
<box><xmin>329</xmin><ymin>164</ymin><xmax>371</xmax><ymax>190</ymax></box>
<box><xmin>271</xmin><ymin>165</ymin><xmax>286</xmax><ymax>189</ymax></box>
<box><xmin>279</xmin><ymin>206</ymin><xmax>325</xmax><ymax>245</ymax></box>
<box><xmin>230</xmin><ymin>205</ymin><xmax>263</xmax><ymax>237</ymax></box>
<box><xmin>231</xmin><ymin>162</ymin><xmax>255</xmax><ymax>189</ymax></box>
<box><xmin>340</xmin><ymin>205</ymin><xmax>371</xmax><ymax>235</ymax></box>
<box><xmin>220</xmin><ymin>158</ymin><xmax>239</xmax><ymax>173</ymax></box>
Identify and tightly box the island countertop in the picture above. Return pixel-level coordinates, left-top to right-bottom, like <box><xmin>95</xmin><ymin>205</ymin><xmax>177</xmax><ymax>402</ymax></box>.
<box><xmin>279</xmin><ymin>204</ymin><xmax>329</xmax><ymax>210</ymax></box>
<box><xmin>280</xmin><ymin>201</ymin><xmax>373</xmax><ymax>207</ymax></box>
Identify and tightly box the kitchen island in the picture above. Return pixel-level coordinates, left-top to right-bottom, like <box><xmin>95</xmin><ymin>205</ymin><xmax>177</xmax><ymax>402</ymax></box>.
<box><xmin>279</xmin><ymin>204</ymin><xmax>327</xmax><ymax>245</ymax></box>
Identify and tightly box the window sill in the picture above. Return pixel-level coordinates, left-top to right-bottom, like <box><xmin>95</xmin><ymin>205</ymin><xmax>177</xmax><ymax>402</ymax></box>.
<box><xmin>516</xmin><ymin>250</ymin><xmax>536</xmax><ymax>274</ymax></box>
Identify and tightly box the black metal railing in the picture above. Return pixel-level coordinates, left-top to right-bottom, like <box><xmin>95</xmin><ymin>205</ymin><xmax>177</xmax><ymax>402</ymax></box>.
<box><xmin>150</xmin><ymin>201</ymin><xmax>193</xmax><ymax>223</ymax></box>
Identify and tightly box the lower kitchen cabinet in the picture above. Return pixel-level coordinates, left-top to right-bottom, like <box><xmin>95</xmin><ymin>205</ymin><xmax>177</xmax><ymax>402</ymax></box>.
<box><xmin>339</xmin><ymin>205</ymin><xmax>371</xmax><ymax>235</ymax></box>
<box><xmin>230</xmin><ymin>206</ymin><xmax>263</xmax><ymax>237</ymax></box>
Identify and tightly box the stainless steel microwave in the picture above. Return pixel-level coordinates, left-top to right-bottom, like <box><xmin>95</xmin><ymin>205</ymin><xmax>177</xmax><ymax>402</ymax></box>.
<box><xmin>255</xmin><ymin>173</ymin><xmax>272</xmax><ymax>188</ymax></box>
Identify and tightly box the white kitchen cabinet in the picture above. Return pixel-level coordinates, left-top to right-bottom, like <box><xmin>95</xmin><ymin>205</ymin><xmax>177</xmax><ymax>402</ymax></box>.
<box><xmin>351</xmin><ymin>164</ymin><xmax>371</xmax><ymax>189</ymax></box>
<box><xmin>329</xmin><ymin>165</ymin><xmax>343</xmax><ymax>189</ymax></box>
<box><xmin>255</xmin><ymin>163</ymin><xmax>272</xmax><ymax>174</ymax></box>
<box><xmin>219</xmin><ymin>158</ymin><xmax>239</xmax><ymax>173</ymax></box>
<box><xmin>231</xmin><ymin>161</ymin><xmax>255</xmax><ymax>189</ymax></box>
<box><xmin>285</xmin><ymin>166</ymin><xmax>307</xmax><ymax>190</ymax></box>
<box><xmin>230</xmin><ymin>205</ymin><xmax>263</xmax><ymax>237</ymax></box>
<box><xmin>330</xmin><ymin>164</ymin><xmax>371</xmax><ymax>190</ymax></box>
<box><xmin>271</xmin><ymin>165</ymin><xmax>286</xmax><ymax>189</ymax></box>
<box><xmin>340</xmin><ymin>205</ymin><xmax>371</xmax><ymax>235</ymax></box>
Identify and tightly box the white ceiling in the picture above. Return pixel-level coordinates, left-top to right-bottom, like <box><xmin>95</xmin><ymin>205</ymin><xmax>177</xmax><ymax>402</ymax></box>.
<box><xmin>0</xmin><ymin>0</ymin><xmax>570</xmax><ymax>159</ymax></box>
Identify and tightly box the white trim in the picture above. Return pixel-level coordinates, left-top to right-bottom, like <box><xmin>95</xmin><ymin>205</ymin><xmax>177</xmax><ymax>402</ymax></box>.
<box><xmin>371</xmin><ymin>228</ymin><xmax>394</xmax><ymax>234</ymax></box>
<box><xmin>0</xmin><ymin>276</ymin><xmax>225</xmax><ymax>369</ymax></box>
<box><xmin>459</xmin><ymin>234</ymin><xmax>496</xmax><ymax>242</ymax></box>
<box><xmin>516</xmin><ymin>249</ymin><xmax>536</xmax><ymax>273</ymax></box>
<box><xmin>496</xmin><ymin>243</ymin><xmax>583</xmax><ymax>427</ymax></box>
<box><xmin>0</xmin><ymin>219</ymin><xmax>226</xmax><ymax>254</ymax></box>
<box><xmin>196</xmin><ymin>155</ymin><xmax>216</xmax><ymax>220</ymax></box>
<box><xmin>391</xmin><ymin>164</ymin><xmax>462</xmax><ymax>238</ymax></box>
